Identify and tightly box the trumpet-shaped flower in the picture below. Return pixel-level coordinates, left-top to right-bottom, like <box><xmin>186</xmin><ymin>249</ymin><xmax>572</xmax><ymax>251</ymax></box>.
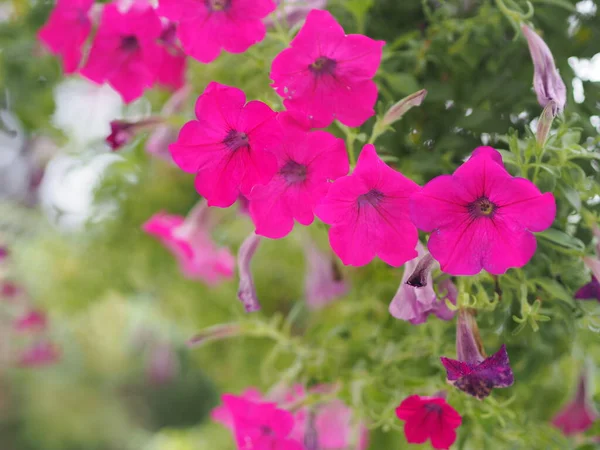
<box><xmin>81</xmin><ymin>3</ymin><xmax>163</xmax><ymax>102</ymax></box>
<box><xmin>249</xmin><ymin>113</ymin><xmax>348</xmax><ymax>238</ymax></box>
<box><xmin>410</xmin><ymin>146</ymin><xmax>556</xmax><ymax>275</ymax></box>
<box><xmin>271</xmin><ymin>10</ymin><xmax>384</xmax><ymax>128</ymax></box>
<box><xmin>157</xmin><ymin>0</ymin><xmax>276</xmax><ymax>64</ymax></box>
<box><xmin>38</xmin><ymin>0</ymin><xmax>95</xmax><ymax>73</ymax></box>
<box><xmin>169</xmin><ymin>82</ymin><xmax>281</xmax><ymax>207</ymax></box>
<box><xmin>552</xmin><ymin>371</ymin><xmax>599</xmax><ymax>435</ymax></box>
<box><xmin>396</xmin><ymin>394</ymin><xmax>462</xmax><ymax>450</ymax></box>
<box><xmin>142</xmin><ymin>201</ymin><xmax>235</xmax><ymax>285</ymax></box>
<box><xmin>315</xmin><ymin>144</ymin><xmax>420</xmax><ymax>267</ymax></box>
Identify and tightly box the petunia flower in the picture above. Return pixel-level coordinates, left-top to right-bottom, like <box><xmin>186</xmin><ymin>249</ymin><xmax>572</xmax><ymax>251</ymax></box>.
<box><xmin>142</xmin><ymin>201</ymin><xmax>235</xmax><ymax>285</ymax></box>
<box><xmin>440</xmin><ymin>309</ymin><xmax>514</xmax><ymax>400</ymax></box>
<box><xmin>410</xmin><ymin>146</ymin><xmax>556</xmax><ymax>275</ymax></box>
<box><xmin>552</xmin><ymin>370</ymin><xmax>599</xmax><ymax>435</ymax></box>
<box><xmin>396</xmin><ymin>394</ymin><xmax>462</xmax><ymax>450</ymax></box>
<box><xmin>271</xmin><ymin>10</ymin><xmax>385</xmax><ymax>128</ymax></box>
<box><xmin>81</xmin><ymin>3</ymin><xmax>163</xmax><ymax>103</ymax></box>
<box><xmin>157</xmin><ymin>0</ymin><xmax>276</xmax><ymax>64</ymax></box>
<box><xmin>249</xmin><ymin>113</ymin><xmax>348</xmax><ymax>238</ymax></box>
<box><xmin>389</xmin><ymin>242</ymin><xmax>457</xmax><ymax>325</ymax></box>
<box><xmin>522</xmin><ymin>25</ymin><xmax>567</xmax><ymax>115</ymax></box>
<box><xmin>14</xmin><ymin>310</ymin><xmax>48</xmax><ymax>333</ymax></box>
<box><xmin>156</xmin><ymin>21</ymin><xmax>187</xmax><ymax>90</ymax></box>
<box><xmin>219</xmin><ymin>394</ymin><xmax>303</xmax><ymax>450</ymax></box>
<box><xmin>38</xmin><ymin>0</ymin><xmax>95</xmax><ymax>73</ymax></box>
<box><xmin>315</xmin><ymin>144</ymin><xmax>420</xmax><ymax>267</ymax></box>
<box><xmin>169</xmin><ymin>82</ymin><xmax>282</xmax><ymax>207</ymax></box>
<box><xmin>237</xmin><ymin>232</ymin><xmax>262</xmax><ymax>312</ymax></box>
<box><xmin>18</xmin><ymin>340</ymin><xmax>60</xmax><ymax>368</ymax></box>
<box><xmin>304</xmin><ymin>238</ymin><xmax>349</xmax><ymax>310</ymax></box>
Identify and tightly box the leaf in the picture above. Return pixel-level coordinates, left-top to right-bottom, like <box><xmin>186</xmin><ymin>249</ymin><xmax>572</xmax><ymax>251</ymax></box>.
<box><xmin>560</xmin><ymin>185</ymin><xmax>582</xmax><ymax>211</ymax></box>
<box><xmin>538</xmin><ymin>229</ymin><xmax>586</xmax><ymax>251</ymax></box>
<box><xmin>535</xmin><ymin>279</ymin><xmax>575</xmax><ymax>307</ymax></box>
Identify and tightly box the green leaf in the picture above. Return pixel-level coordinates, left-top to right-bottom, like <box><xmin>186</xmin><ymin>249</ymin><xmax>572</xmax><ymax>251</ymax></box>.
<box><xmin>538</xmin><ymin>229</ymin><xmax>586</xmax><ymax>251</ymax></box>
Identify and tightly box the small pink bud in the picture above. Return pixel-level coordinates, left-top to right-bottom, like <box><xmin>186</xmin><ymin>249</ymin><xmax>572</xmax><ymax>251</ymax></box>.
<box><xmin>382</xmin><ymin>89</ymin><xmax>427</xmax><ymax>127</ymax></box>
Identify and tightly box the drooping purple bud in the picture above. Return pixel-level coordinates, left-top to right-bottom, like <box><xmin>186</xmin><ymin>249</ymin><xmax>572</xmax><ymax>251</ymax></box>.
<box><xmin>406</xmin><ymin>253</ymin><xmax>435</xmax><ymax>288</ymax></box>
<box><xmin>575</xmin><ymin>276</ymin><xmax>600</xmax><ymax>302</ymax></box>
<box><xmin>237</xmin><ymin>233</ymin><xmax>262</xmax><ymax>312</ymax></box>
<box><xmin>551</xmin><ymin>370</ymin><xmax>599</xmax><ymax>435</ymax></box>
<box><xmin>107</xmin><ymin>117</ymin><xmax>163</xmax><ymax>151</ymax></box>
<box><xmin>522</xmin><ymin>25</ymin><xmax>567</xmax><ymax>115</ymax></box>
<box><xmin>304</xmin><ymin>238</ymin><xmax>348</xmax><ymax>310</ymax></box>
<box><xmin>382</xmin><ymin>89</ymin><xmax>428</xmax><ymax>127</ymax></box>
<box><xmin>440</xmin><ymin>310</ymin><xmax>514</xmax><ymax>399</ymax></box>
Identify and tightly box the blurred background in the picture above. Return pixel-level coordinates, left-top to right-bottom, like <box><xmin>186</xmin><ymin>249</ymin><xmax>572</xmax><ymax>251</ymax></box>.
<box><xmin>0</xmin><ymin>0</ymin><xmax>599</xmax><ymax>449</ymax></box>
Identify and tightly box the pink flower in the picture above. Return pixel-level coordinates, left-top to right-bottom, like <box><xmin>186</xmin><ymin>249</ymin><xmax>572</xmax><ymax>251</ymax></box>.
<box><xmin>271</xmin><ymin>10</ymin><xmax>384</xmax><ymax>128</ymax></box>
<box><xmin>304</xmin><ymin>238</ymin><xmax>348</xmax><ymax>310</ymax></box>
<box><xmin>38</xmin><ymin>0</ymin><xmax>94</xmax><ymax>73</ymax></box>
<box><xmin>552</xmin><ymin>371</ymin><xmax>599</xmax><ymax>435</ymax></box>
<box><xmin>212</xmin><ymin>388</ymin><xmax>264</xmax><ymax>429</ymax></box>
<box><xmin>18</xmin><ymin>341</ymin><xmax>60</xmax><ymax>368</ymax></box>
<box><xmin>157</xmin><ymin>0</ymin><xmax>276</xmax><ymax>64</ymax></box>
<box><xmin>14</xmin><ymin>310</ymin><xmax>48</xmax><ymax>333</ymax></box>
<box><xmin>81</xmin><ymin>3</ymin><xmax>163</xmax><ymax>103</ymax></box>
<box><xmin>396</xmin><ymin>394</ymin><xmax>462</xmax><ymax>450</ymax></box>
<box><xmin>218</xmin><ymin>393</ymin><xmax>303</xmax><ymax>450</ymax></box>
<box><xmin>410</xmin><ymin>146</ymin><xmax>556</xmax><ymax>275</ymax></box>
<box><xmin>156</xmin><ymin>21</ymin><xmax>187</xmax><ymax>90</ymax></box>
<box><xmin>315</xmin><ymin>144</ymin><xmax>420</xmax><ymax>267</ymax></box>
<box><xmin>169</xmin><ymin>82</ymin><xmax>281</xmax><ymax>207</ymax></box>
<box><xmin>389</xmin><ymin>242</ymin><xmax>456</xmax><ymax>324</ymax></box>
<box><xmin>249</xmin><ymin>113</ymin><xmax>348</xmax><ymax>238</ymax></box>
<box><xmin>142</xmin><ymin>201</ymin><xmax>235</xmax><ymax>285</ymax></box>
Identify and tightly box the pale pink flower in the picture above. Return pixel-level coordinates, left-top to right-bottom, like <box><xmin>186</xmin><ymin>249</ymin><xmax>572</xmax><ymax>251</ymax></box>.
<box><xmin>142</xmin><ymin>201</ymin><xmax>235</xmax><ymax>285</ymax></box>
<box><xmin>169</xmin><ymin>82</ymin><xmax>282</xmax><ymax>207</ymax></box>
<box><xmin>18</xmin><ymin>341</ymin><xmax>60</xmax><ymax>368</ymax></box>
<box><xmin>304</xmin><ymin>238</ymin><xmax>348</xmax><ymax>310</ymax></box>
<box><xmin>410</xmin><ymin>146</ymin><xmax>556</xmax><ymax>275</ymax></box>
<box><xmin>552</xmin><ymin>371</ymin><xmax>599</xmax><ymax>435</ymax></box>
<box><xmin>81</xmin><ymin>3</ymin><xmax>163</xmax><ymax>103</ymax></box>
<box><xmin>157</xmin><ymin>0</ymin><xmax>276</xmax><ymax>64</ymax></box>
<box><xmin>271</xmin><ymin>10</ymin><xmax>384</xmax><ymax>128</ymax></box>
<box><xmin>315</xmin><ymin>144</ymin><xmax>420</xmax><ymax>267</ymax></box>
<box><xmin>389</xmin><ymin>242</ymin><xmax>456</xmax><ymax>324</ymax></box>
<box><xmin>14</xmin><ymin>310</ymin><xmax>47</xmax><ymax>333</ymax></box>
<box><xmin>249</xmin><ymin>113</ymin><xmax>348</xmax><ymax>239</ymax></box>
<box><xmin>38</xmin><ymin>0</ymin><xmax>94</xmax><ymax>73</ymax></box>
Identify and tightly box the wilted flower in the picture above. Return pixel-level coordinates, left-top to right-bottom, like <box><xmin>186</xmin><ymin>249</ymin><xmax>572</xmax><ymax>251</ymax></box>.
<box><xmin>410</xmin><ymin>146</ymin><xmax>556</xmax><ymax>275</ymax></box>
<box><xmin>396</xmin><ymin>393</ymin><xmax>462</xmax><ymax>450</ymax></box>
<box><xmin>552</xmin><ymin>370</ymin><xmax>599</xmax><ymax>435</ymax></box>
<box><xmin>440</xmin><ymin>309</ymin><xmax>514</xmax><ymax>399</ymax></box>
<box><xmin>315</xmin><ymin>144</ymin><xmax>420</xmax><ymax>267</ymax></box>
<box><xmin>237</xmin><ymin>233</ymin><xmax>262</xmax><ymax>313</ymax></box>
<box><xmin>304</xmin><ymin>238</ymin><xmax>348</xmax><ymax>310</ymax></box>
<box><xmin>522</xmin><ymin>25</ymin><xmax>567</xmax><ymax>115</ymax></box>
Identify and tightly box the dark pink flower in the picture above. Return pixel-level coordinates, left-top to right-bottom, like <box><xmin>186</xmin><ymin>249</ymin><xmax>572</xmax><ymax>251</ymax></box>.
<box><xmin>304</xmin><ymin>238</ymin><xmax>348</xmax><ymax>310</ymax></box>
<box><xmin>389</xmin><ymin>242</ymin><xmax>457</xmax><ymax>324</ymax></box>
<box><xmin>396</xmin><ymin>394</ymin><xmax>462</xmax><ymax>450</ymax></box>
<box><xmin>219</xmin><ymin>394</ymin><xmax>303</xmax><ymax>450</ymax></box>
<box><xmin>18</xmin><ymin>341</ymin><xmax>60</xmax><ymax>368</ymax></box>
<box><xmin>14</xmin><ymin>310</ymin><xmax>48</xmax><ymax>333</ymax></box>
<box><xmin>552</xmin><ymin>371</ymin><xmax>599</xmax><ymax>435</ymax></box>
<box><xmin>237</xmin><ymin>232</ymin><xmax>262</xmax><ymax>312</ymax></box>
<box><xmin>212</xmin><ymin>388</ymin><xmax>264</xmax><ymax>429</ymax></box>
<box><xmin>315</xmin><ymin>144</ymin><xmax>420</xmax><ymax>267</ymax></box>
<box><xmin>38</xmin><ymin>0</ymin><xmax>94</xmax><ymax>73</ymax></box>
<box><xmin>249</xmin><ymin>113</ymin><xmax>348</xmax><ymax>238</ymax></box>
<box><xmin>157</xmin><ymin>0</ymin><xmax>276</xmax><ymax>64</ymax></box>
<box><xmin>440</xmin><ymin>310</ymin><xmax>514</xmax><ymax>400</ymax></box>
<box><xmin>410</xmin><ymin>146</ymin><xmax>556</xmax><ymax>275</ymax></box>
<box><xmin>271</xmin><ymin>10</ymin><xmax>384</xmax><ymax>128</ymax></box>
<box><xmin>142</xmin><ymin>201</ymin><xmax>235</xmax><ymax>285</ymax></box>
<box><xmin>81</xmin><ymin>3</ymin><xmax>163</xmax><ymax>103</ymax></box>
<box><xmin>156</xmin><ymin>21</ymin><xmax>187</xmax><ymax>90</ymax></box>
<box><xmin>169</xmin><ymin>82</ymin><xmax>281</xmax><ymax>207</ymax></box>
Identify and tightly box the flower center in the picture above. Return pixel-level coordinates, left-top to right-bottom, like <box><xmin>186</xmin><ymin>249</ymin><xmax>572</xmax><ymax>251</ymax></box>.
<box><xmin>121</xmin><ymin>35</ymin><xmax>139</xmax><ymax>52</ymax></box>
<box><xmin>424</xmin><ymin>403</ymin><xmax>443</xmax><ymax>413</ymax></box>
<box><xmin>468</xmin><ymin>196</ymin><xmax>497</xmax><ymax>218</ymax></box>
<box><xmin>280</xmin><ymin>160</ymin><xmax>307</xmax><ymax>184</ymax></box>
<box><xmin>223</xmin><ymin>130</ymin><xmax>249</xmax><ymax>151</ymax></box>
<box><xmin>309</xmin><ymin>56</ymin><xmax>337</xmax><ymax>75</ymax></box>
<box><xmin>357</xmin><ymin>189</ymin><xmax>384</xmax><ymax>208</ymax></box>
<box><xmin>259</xmin><ymin>425</ymin><xmax>274</xmax><ymax>436</ymax></box>
<box><xmin>206</xmin><ymin>0</ymin><xmax>230</xmax><ymax>11</ymax></box>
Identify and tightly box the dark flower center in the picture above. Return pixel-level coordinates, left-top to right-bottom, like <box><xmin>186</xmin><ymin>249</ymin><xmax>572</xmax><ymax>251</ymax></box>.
<box><xmin>121</xmin><ymin>35</ymin><xmax>140</xmax><ymax>52</ymax></box>
<box><xmin>424</xmin><ymin>403</ymin><xmax>443</xmax><ymax>413</ymax></box>
<box><xmin>223</xmin><ymin>130</ymin><xmax>249</xmax><ymax>151</ymax></box>
<box><xmin>309</xmin><ymin>56</ymin><xmax>337</xmax><ymax>75</ymax></box>
<box><xmin>280</xmin><ymin>160</ymin><xmax>307</xmax><ymax>184</ymax></box>
<box><xmin>357</xmin><ymin>189</ymin><xmax>384</xmax><ymax>208</ymax></box>
<box><xmin>259</xmin><ymin>425</ymin><xmax>274</xmax><ymax>436</ymax></box>
<box><xmin>468</xmin><ymin>196</ymin><xmax>497</xmax><ymax>218</ymax></box>
<box><xmin>206</xmin><ymin>0</ymin><xmax>231</xmax><ymax>11</ymax></box>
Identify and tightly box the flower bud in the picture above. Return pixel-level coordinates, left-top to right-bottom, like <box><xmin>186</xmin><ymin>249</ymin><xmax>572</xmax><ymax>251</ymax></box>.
<box><xmin>382</xmin><ymin>89</ymin><xmax>428</xmax><ymax>127</ymax></box>
<box><xmin>237</xmin><ymin>233</ymin><xmax>262</xmax><ymax>312</ymax></box>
